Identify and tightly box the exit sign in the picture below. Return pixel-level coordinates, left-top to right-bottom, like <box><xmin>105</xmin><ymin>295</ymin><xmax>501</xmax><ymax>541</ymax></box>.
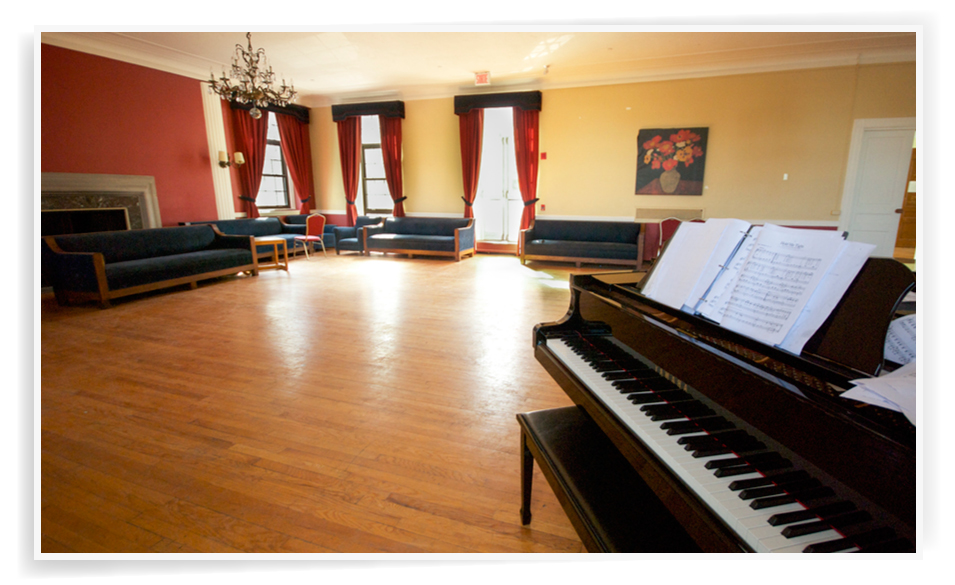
<box><xmin>474</xmin><ymin>71</ymin><xmax>490</xmax><ymax>85</ymax></box>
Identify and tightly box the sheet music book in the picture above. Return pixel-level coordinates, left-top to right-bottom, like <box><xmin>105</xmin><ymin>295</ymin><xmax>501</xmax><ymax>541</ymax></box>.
<box><xmin>641</xmin><ymin>219</ymin><xmax>874</xmax><ymax>351</ymax></box>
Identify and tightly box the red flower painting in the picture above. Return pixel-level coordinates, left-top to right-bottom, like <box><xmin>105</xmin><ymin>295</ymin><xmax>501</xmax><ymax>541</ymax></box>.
<box><xmin>636</xmin><ymin>127</ymin><xmax>709</xmax><ymax>195</ymax></box>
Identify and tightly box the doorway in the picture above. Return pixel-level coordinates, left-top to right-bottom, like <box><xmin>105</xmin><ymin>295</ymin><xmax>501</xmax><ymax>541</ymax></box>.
<box><xmin>838</xmin><ymin>118</ymin><xmax>916</xmax><ymax>258</ymax></box>
<box><xmin>474</xmin><ymin>108</ymin><xmax>523</xmax><ymax>247</ymax></box>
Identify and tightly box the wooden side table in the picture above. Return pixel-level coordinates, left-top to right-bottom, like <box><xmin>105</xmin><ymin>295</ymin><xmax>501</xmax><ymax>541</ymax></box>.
<box><xmin>254</xmin><ymin>236</ymin><xmax>289</xmax><ymax>271</ymax></box>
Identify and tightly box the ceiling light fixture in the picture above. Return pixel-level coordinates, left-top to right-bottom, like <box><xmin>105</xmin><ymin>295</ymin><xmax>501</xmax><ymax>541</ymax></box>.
<box><xmin>207</xmin><ymin>32</ymin><xmax>297</xmax><ymax>119</ymax></box>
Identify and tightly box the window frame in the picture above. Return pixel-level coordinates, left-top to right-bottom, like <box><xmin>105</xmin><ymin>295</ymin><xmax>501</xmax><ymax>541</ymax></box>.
<box><xmin>255</xmin><ymin>113</ymin><xmax>293</xmax><ymax>210</ymax></box>
<box><xmin>358</xmin><ymin>116</ymin><xmax>393</xmax><ymax>215</ymax></box>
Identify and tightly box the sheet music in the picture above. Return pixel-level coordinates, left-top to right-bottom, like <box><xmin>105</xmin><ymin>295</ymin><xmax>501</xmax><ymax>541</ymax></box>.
<box><xmin>777</xmin><ymin>240</ymin><xmax>875</xmax><ymax>354</ymax></box>
<box><xmin>844</xmin><ymin>360</ymin><xmax>916</xmax><ymax>425</ymax></box>
<box><xmin>884</xmin><ymin>314</ymin><xmax>916</xmax><ymax>365</ymax></box>
<box><xmin>695</xmin><ymin>226</ymin><xmax>762</xmax><ymax>322</ymax></box>
<box><xmin>682</xmin><ymin>219</ymin><xmax>753</xmax><ymax>311</ymax></box>
<box><xmin>718</xmin><ymin>225</ymin><xmax>847</xmax><ymax>346</ymax></box>
<box><xmin>641</xmin><ymin>220</ymin><xmax>747</xmax><ymax>310</ymax></box>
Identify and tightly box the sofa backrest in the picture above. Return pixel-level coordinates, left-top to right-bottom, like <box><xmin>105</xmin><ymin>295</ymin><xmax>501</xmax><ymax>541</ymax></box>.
<box><xmin>382</xmin><ymin>217</ymin><xmax>470</xmax><ymax>237</ymax></box>
<box><xmin>356</xmin><ymin>216</ymin><xmax>383</xmax><ymax>229</ymax></box>
<box><xmin>282</xmin><ymin>215</ymin><xmax>308</xmax><ymax>225</ymax></box>
<box><xmin>531</xmin><ymin>219</ymin><xmax>640</xmax><ymax>244</ymax></box>
<box><xmin>49</xmin><ymin>225</ymin><xmax>218</xmax><ymax>264</ymax></box>
<box><xmin>204</xmin><ymin>218</ymin><xmax>284</xmax><ymax>237</ymax></box>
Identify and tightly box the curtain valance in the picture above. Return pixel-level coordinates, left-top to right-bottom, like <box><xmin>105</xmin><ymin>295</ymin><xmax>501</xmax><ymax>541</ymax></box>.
<box><xmin>230</xmin><ymin>101</ymin><xmax>309</xmax><ymax>124</ymax></box>
<box><xmin>331</xmin><ymin>101</ymin><xmax>405</xmax><ymax>121</ymax></box>
<box><xmin>453</xmin><ymin>91</ymin><xmax>541</xmax><ymax>115</ymax></box>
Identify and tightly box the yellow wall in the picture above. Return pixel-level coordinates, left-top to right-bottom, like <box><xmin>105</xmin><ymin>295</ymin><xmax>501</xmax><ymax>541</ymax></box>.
<box><xmin>311</xmin><ymin>62</ymin><xmax>915</xmax><ymax>223</ymax></box>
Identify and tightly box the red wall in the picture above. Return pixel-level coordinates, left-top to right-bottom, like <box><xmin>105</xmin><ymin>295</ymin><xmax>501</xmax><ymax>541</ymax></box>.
<box><xmin>41</xmin><ymin>44</ymin><xmax>218</xmax><ymax>226</ymax></box>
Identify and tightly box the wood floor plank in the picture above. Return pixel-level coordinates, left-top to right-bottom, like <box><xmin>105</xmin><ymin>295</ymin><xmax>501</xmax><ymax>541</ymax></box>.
<box><xmin>40</xmin><ymin>254</ymin><xmax>597</xmax><ymax>553</ymax></box>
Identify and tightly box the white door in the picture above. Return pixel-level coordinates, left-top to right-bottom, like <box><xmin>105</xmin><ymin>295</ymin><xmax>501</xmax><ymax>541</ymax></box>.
<box><xmin>475</xmin><ymin>108</ymin><xmax>522</xmax><ymax>243</ymax></box>
<box><xmin>840</xmin><ymin>118</ymin><xmax>916</xmax><ymax>257</ymax></box>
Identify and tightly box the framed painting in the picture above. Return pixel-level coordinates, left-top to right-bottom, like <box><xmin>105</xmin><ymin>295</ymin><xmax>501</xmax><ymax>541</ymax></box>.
<box><xmin>635</xmin><ymin>127</ymin><xmax>709</xmax><ymax>195</ymax></box>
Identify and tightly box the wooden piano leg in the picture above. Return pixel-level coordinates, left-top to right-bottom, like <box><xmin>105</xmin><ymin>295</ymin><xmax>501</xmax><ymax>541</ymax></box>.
<box><xmin>520</xmin><ymin>429</ymin><xmax>534</xmax><ymax>525</ymax></box>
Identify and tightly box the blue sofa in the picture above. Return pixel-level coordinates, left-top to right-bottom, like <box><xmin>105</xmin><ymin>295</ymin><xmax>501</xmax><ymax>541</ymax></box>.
<box><xmin>364</xmin><ymin>217</ymin><xmax>476</xmax><ymax>261</ymax></box>
<box><xmin>42</xmin><ymin>225</ymin><xmax>258</xmax><ymax>308</ymax></box>
<box><xmin>520</xmin><ymin>219</ymin><xmax>644</xmax><ymax>269</ymax></box>
<box><xmin>333</xmin><ymin>216</ymin><xmax>383</xmax><ymax>255</ymax></box>
<box><xmin>184</xmin><ymin>217</ymin><xmax>311</xmax><ymax>258</ymax></box>
<box><xmin>278</xmin><ymin>214</ymin><xmax>338</xmax><ymax>249</ymax></box>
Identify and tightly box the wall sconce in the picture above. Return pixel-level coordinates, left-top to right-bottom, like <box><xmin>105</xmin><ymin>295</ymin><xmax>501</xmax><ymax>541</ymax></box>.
<box><xmin>218</xmin><ymin>151</ymin><xmax>245</xmax><ymax>168</ymax></box>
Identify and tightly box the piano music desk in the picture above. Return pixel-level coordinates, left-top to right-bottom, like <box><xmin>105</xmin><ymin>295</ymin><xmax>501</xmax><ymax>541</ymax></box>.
<box><xmin>518</xmin><ymin>406</ymin><xmax>700</xmax><ymax>553</ymax></box>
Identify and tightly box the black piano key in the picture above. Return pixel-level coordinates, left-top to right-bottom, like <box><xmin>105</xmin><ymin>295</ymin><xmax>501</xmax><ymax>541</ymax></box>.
<box><xmin>705</xmin><ymin>451</ymin><xmax>784</xmax><ymax>470</ymax></box>
<box><xmin>692</xmin><ymin>446</ymin><xmax>735</xmax><ymax>458</ymax></box>
<box><xmin>641</xmin><ymin>401</ymin><xmax>715</xmax><ymax>420</ymax></box>
<box><xmin>714</xmin><ymin>464</ymin><xmax>757</xmax><ymax>477</ymax></box>
<box><xmin>729</xmin><ymin>470</ymin><xmax>812</xmax><ymax>491</ymax></box>
<box><xmin>750</xmin><ymin>486</ymin><xmax>834</xmax><ymax>510</ymax></box>
<box><xmin>677</xmin><ymin>429</ymin><xmax>749</xmax><ymax>447</ymax></box>
<box><xmin>803</xmin><ymin>527</ymin><xmax>897</xmax><ymax>553</ymax></box>
<box><xmin>662</xmin><ymin>417</ymin><xmax>735</xmax><ymax>436</ymax></box>
<box><xmin>781</xmin><ymin>511</ymin><xmax>871</xmax><ymax>538</ymax></box>
<box><xmin>613</xmin><ymin>377</ymin><xmax>678</xmax><ymax>391</ymax></box>
<box><xmin>739</xmin><ymin>479</ymin><xmax>822</xmax><ymax>500</ymax></box>
<box><xmin>768</xmin><ymin>501</ymin><xmax>856</xmax><ymax>526</ymax></box>
<box><xmin>602</xmin><ymin>371</ymin><xmax>636</xmax><ymax>380</ymax></box>
<box><xmin>629</xmin><ymin>390</ymin><xmax>690</xmax><ymax>405</ymax></box>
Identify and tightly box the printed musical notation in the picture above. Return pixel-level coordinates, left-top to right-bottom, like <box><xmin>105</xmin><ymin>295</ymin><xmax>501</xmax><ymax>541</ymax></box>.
<box><xmin>642</xmin><ymin>219</ymin><xmax>873</xmax><ymax>349</ymax></box>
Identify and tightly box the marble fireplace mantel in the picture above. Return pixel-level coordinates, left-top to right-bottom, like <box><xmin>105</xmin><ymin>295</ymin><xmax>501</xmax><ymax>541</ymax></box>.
<box><xmin>41</xmin><ymin>173</ymin><xmax>162</xmax><ymax>230</ymax></box>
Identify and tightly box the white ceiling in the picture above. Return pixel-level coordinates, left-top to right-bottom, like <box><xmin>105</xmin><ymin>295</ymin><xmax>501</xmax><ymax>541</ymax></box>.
<box><xmin>41</xmin><ymin>30</ymin><xmax>916</xmax><ymax>108</ymax></box>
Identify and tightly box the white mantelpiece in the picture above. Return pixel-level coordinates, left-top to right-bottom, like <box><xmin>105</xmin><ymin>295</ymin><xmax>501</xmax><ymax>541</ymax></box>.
<box><xmin>41</xmin><ymin>173</ymin><xmax>162</xmax><ymax>229</ymax></box>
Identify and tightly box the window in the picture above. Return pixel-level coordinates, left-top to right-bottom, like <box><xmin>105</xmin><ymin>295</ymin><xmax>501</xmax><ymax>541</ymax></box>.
<box><xmin>255</xmin><ymin>113</ymin><xmax>294</xmax><ymax>209</ymax></box>
<box><xmin>358</xmin><ymin>115</ymin><xmax>392</xmax><ymax>214</ymax></box>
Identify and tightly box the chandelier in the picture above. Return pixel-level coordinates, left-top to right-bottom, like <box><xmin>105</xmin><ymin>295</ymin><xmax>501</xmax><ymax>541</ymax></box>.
<box><xmin>207</xmin><ymin>32</ymin><xmax>297</xmax><ymax>119</ymax></box>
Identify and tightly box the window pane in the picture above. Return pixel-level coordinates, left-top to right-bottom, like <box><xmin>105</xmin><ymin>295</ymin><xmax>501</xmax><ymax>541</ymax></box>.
<box><xmin>361</xmin><ymin>115</ymin><xmax>381</xmax><ymax>144</ymax></box>
<box><xmin>364</xmin><ymin>147</ymin><xmax>385</xmax><ymax>179</ymax></box>
<box><xmin>366</xmin><ymin>180</ymin><xmax>392</xmax><ymax>210</ymax></box>
<box><xmin>256</xmin><ymin>175</ymin><xmax>285</xmax><ymax>208</ymax></box>
<box><xmin>264</xmin><ymin>143</ymin><xmax>284</xmax><ymax>175</ymax></box>
<box><xmin>266</xmin><ymin>113</ymin><xmax>280</xmax><ymax>141</ymax></box>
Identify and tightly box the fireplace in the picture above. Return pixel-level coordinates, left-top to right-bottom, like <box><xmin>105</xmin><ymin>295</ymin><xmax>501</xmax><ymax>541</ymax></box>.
<box><xmin>41</xmin><ymin>173</ymin><xmax>163</xmax><ymax>288</ymax></box>
<box><xmin>41</xmin><ymin>173</ymin><xmax>162</xmax><ymax>231</ymax></box>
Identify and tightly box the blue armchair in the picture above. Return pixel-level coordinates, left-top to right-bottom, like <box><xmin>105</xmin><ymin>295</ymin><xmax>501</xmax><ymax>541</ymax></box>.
<box><xmin>333</xmin><ymin>216</ymin><xmax>383</xmax><ymax>255</ymax></box>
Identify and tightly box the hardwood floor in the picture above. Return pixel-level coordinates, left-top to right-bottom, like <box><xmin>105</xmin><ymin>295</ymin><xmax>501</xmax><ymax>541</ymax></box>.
<box><xmin>40</xmin><ymin>253</ymin><xmax>623</xmax><ymax>554</ymax></box>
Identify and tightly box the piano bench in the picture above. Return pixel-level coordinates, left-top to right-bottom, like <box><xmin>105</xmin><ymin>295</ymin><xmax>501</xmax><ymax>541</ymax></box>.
<box><xmin>518</xmin><ymin>406</ymin><xmax>700</xmax><ymax>553</ymax></box>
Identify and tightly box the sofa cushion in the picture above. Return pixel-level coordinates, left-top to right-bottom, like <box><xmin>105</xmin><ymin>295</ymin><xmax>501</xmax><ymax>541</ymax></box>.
<box><xmin>382</xmin><ymin>217</ymin><xmax>470</xmax><ymax>237</ymax></box>
<box><xmin>50</xmin><ymin>225</ymin><xmax>217</xmax><ymax>264</ymax></box>
<box><xmin>208</xmin><ymin>218</ymin><xmax>284</xmax><ymax>237</ymax></box>
<box><xmin>367</xmin><ymin>233</ymin><xmax>457</xmax><ymax>252</ymax></box>
<box><xmin>531</xmin><ymin>220</ymin><xmax>640</xmax><ymax>244</ymax></box>
<box><xmin>525</xmin><ymin>240</ymin><xmax>640</xmax><ymax>261</ymax></box>
<box><xmin>105</xmin><ymin>249</ymin><xmax>253</xmax><ymax>290</ymax></box>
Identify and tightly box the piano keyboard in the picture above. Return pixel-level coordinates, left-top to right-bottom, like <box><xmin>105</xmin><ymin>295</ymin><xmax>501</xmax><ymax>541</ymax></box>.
<box><xmin>546</xmin><ymin>333</ymin><xmax>911</xmax><ymax>553</ymax></box>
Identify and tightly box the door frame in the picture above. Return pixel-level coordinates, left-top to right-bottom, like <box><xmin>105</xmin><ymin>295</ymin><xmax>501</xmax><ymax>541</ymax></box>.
<box><xmin>838</xmin><ymin>117</ymin><xmax>916</xmax><ymax>235</ymax></box>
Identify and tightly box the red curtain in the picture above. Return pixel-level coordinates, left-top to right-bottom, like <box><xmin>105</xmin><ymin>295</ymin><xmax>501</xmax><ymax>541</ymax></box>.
<box><xmin>275</xmin><ymin>113</ymin><xmax>315</xmax><ymax>215</ymax></box>
<box><xmin>231</xmin><ymin>108</ymin><xmax>269</xmax><ymax>218</ymax></box>
<box><xmin>380</xmin><ymin>115</ymin><xmax>406</xmax><ymax>218</ymax></box>
<box><xmin>513</xmin><ymin>107</ymin><xmax>540</xmax><ymax>230</ymax></box>
<box><xmin>336</xmin><ymin>116</ymin><xmax>361</xmax><ymax>226</ymax></box>
<box><xmin>458</xmin><ymin>109</ymin><xmax>483</xmax><ymax>219</ymax></box>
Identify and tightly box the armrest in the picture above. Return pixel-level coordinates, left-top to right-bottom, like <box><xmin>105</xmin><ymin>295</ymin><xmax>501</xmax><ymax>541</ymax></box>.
<box><xmin>43</xmin><ymin>238</ymin><xmax>105</xmax><ymax>293</ymax></box>
<box><xmin>456</xmin><ymin>220</ymin><xmax>475</xmax><ymax>250</ymax></box>
<box><xmin>364</xmin><ymin>223</ymin><xmax>385</xmax><ymax>237</ymax></box>
<box><xmin>210</xmin><ymin>229</ymin><xmax>257</xmax><ymax>252</ymax></box>
<box><xmin>333</xmin><ymin>226</ymin><xmax>358</xmax><ymax>240</ymax></box>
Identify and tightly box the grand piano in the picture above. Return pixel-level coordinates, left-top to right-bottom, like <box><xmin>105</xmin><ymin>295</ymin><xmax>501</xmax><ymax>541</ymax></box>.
<box><xmin>523</xmin><ymin>258</ymin><xmax>916</xmax><ymax>553</ymax></box>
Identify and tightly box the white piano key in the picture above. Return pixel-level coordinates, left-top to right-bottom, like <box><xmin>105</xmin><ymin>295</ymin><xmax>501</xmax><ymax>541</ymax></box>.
<box><xmin>547</xmin><ymin>337</ymin><xmax>822</xmax><ymax>553</ymax></box>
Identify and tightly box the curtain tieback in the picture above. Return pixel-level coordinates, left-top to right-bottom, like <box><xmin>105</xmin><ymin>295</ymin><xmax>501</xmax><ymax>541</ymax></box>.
<box><xmin>239</xmin><ymin>196</ymin><xmax>256</xmax><ymax>203</ymax></box>
<box><xmin>298</xmin><ymin>196</ymin><xmax>311</xmax><ymax>203</ymax></box>
<box><xmin>394</xmin><ymin>196</ymin><xmax>408</xmax><ymax>203</ymax></box>
<box><xmin>461</xmin><ymin>197</ymin><xmax>473</xmax><ymax>207</ymax></box>
<box><xmin>523</xmin><ymin>198</ymin><xmax>540</xmax><ymax>207</ymax></box>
